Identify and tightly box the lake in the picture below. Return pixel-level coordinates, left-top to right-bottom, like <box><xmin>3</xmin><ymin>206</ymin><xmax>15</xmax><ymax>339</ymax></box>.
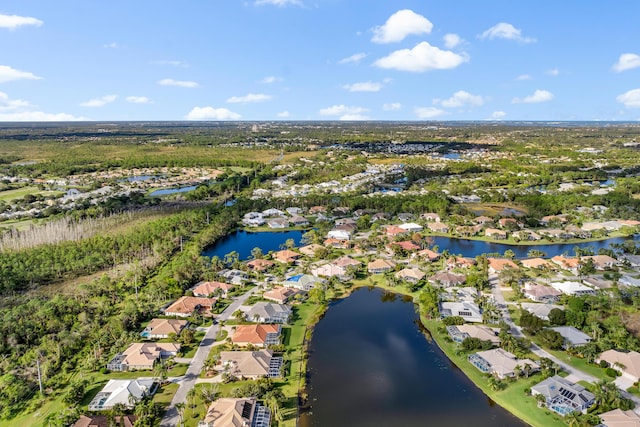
<box><xmin>300</xmin><ymin>287</ymin><xmax>527</xmax><ymax>427</ymax></box>
<box><xmin>149</xmin><ymin>185</ymin><xmax>198</xmax><ymax>196</ymax></box>
<box><xmin>200</xmin><ymin>229</ymin><xmax>306</xmax><ymax>260</ymax></box>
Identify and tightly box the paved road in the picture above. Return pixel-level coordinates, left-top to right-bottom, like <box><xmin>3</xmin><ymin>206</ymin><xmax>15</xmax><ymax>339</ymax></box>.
<box><xmin>160</xmin><ymin>286</ymin><xmax>260</xmax><ymax>427</ymax></box>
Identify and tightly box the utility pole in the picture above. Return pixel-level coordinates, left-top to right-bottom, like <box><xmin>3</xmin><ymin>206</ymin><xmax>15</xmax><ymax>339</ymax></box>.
<box><xmin>36</xmin><ymin>359</ymin><xmax>43</xmax><ymax>395</ymax></box>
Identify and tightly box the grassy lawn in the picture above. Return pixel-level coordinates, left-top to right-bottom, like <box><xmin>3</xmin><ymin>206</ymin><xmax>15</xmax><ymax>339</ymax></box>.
<box><xmin>153</xmin><ymin>382</ymin><xmax>179</xmax><ymax>408</ymax></box>
<box><xmin>422</xmin><ymin>319</ymin><xmax>566</xmax><ymax>427</ymax></box>
<box><xmin>545</xmin><ymin>349</ymin><xmax>608</xmax><ymax>382</ymax></box>
<box><xmin>0</xmin><ymin>395</ymin><xmax>66</xmax><ymax>427</ymax></box>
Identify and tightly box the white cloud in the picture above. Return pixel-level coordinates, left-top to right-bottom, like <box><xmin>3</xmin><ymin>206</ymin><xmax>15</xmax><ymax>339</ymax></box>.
<box><xmin>512</xmin><ymin>89</ymin><xmax>554</xmax><ymax>104</ymax></box>
<box><xmin>374</xmin><ymin>42</ymin><xmax>468</xmax><ymax>72</ymax></box>
<box><xmin>319</xmin><ymin>105</ymin><xmax>368</xmax><ymax>117</ymax></box>
<box><xmin>103</xmin><ymin>42</ymin><xmax>119</xmax><ymax>49</ymax></box>
<box><xmin>383</xmin><ymin>102</ymin><xmax>402</xmax><ymax>111</ymax></box>
<box><xmin>414</xmin><ymin>107</ymin><xmax>446</xmax><ymax>119</ymax></box>
<box><xmin>226</xmin><ymin>93</ymin><xmax>272</xmax><ymax>103</ymax></box>
<box><xmin>0</xmin><ymin>13</ymin><xmax>43</xmax><ymax>30</ymax></box>
<box><xmin>186</xmin><ymin>106</ymin><xmax>241</xmax><ymax>120</ymax></box>
<box><xmin>126</xmin><ymin>96</ymin><xmax>152</xmax><ymax>104</ymax></box>
<box><xmin>443</xmin><ymin>33</ymin><xmax>463</xmax><ymax>49</ymax></box>
<box><xmin>153</xmin><ymin>60</ymin><xmax>189</xmax><ymax>68</ymax></box>
<box><xmin>338</xmin><ymin>53</ymin><xmax>367</xmax><ymax>65</ymax></box>
<box><xmin>260</xmin><ymin>76</ymin><xmax>283</xmax><ymax>84</ymax></box>
<box><xmin>0</xmin><ymin>65</ymin><xmax>42</xmax><ymax>83</ymax></box>
<box><xmin>339</xmin><ymin>114</ymin><xmax>369</xmax><ymax>121</ymax></box>
<box><xmin>277</xmin><ymin>110</ymin><xmax>290</xmax><ymax>118</ymax></box>
<box><xmin>547</xmin><ymin>68</ymin><xmax>560</xmax><ymax>76</ymax></box>
<box><xmin>479</xmin><ymin>22</ymin><xmax>536</xmax><ymax>43</ymax></box>
<box><xmin>0</xmin><ymin>91</ymin><xmax>30</xmax><ymax>111</ymax></box>
<box><xmin>435</xmin><ymin>90</ymin><xmax>484</xmax><ymax>108</ymax></box>
<box><xmin>255</xmin><ymin>0</ymin><xmax>301</xmax><ymax>6</ymax></box>
<box><xmin>491</xmin><ymin>111</ymin><xmax>507</xmax><ymax>119</ymax></box>
<box><xmin>612</xmin><ymin>53</ymin><xmax>640</xmax><ymax>72</ymax></box>
<box><xmin>371</xmin><ymin>9</ymin><xmax>433</xmax><ymax>44</ymax></box>
<box><xmin>158</xmin><ymin>78</ymin><xmax>199</xmax><ymax>88</ymax></box>
<box><xmin>80</xmin><ymin>95</ymin><xmax>117</xmax><ymax>107</ymax></box>
<box><xmin>343</xmin><ymin>81</ymin><xmax>383</xmax><ymax>92</ymax></box>
<box><xmin>516</xmin><ymin>74</ymin><xmax>532</xmax><ymax>81</ymax></box>
<box><xmin>617</xmin><ymin>89</ymin><xmax>640</xmax><ymax>108</ymax></box>
<box><xmin>0</xmin><ymin>111</ymin><xmax>86</xmax><ymax>121</ymax></box>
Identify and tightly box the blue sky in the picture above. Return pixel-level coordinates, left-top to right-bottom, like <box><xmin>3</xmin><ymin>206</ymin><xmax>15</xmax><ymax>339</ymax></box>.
<box><xmin>1</xmin><ymin>0</ymin><xmax>640</xmax><ymax>121</ymax></box>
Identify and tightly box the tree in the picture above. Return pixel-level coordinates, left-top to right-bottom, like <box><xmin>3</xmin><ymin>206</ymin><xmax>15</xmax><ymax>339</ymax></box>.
<box><xmin>537</xmin><ymin>329</ymin><xmax>564</xmax><ymax>350</ymax></box>
<box><xmin>175</xmin><ymin>402</ymin><xmax>186</xmax><ymax>427</ymax></box>
<box><xmin>250</xmin><ymin>247</ymin><xmax>264</xmax><ymax>260</ymax></box>
<box><xmin>548</xmin><ymin>308</ymin><xmax>566</xmax><ymax>326</ymax></box>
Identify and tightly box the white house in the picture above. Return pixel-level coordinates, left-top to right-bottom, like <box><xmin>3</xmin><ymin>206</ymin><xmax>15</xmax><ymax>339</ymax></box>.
<box><xmin>88</xmin><ymin>379</ymin><xmax>156</xmax><ymax>411</ymax></box>
<box><xmin>439</xmin><ymin>301</ymin><xmax>483</xmax><ymax>323</ymax></box>
<box><xmin>550</xmin><ymin>281</ymin><xmax>597</xmax><ymax>296</ymax></box>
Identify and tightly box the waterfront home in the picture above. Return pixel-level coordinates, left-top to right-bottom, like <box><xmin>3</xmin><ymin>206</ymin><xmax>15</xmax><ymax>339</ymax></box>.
<box><xmin>299</xmin><ymin>243</ymin><xmax>324</xmax><ymax>257</ymax></box>
<box><xmin>246</xmin><ymin>259</ymin><xmax>275</xmax><ymax>272</ymax></box>
<box><xmin>395</xmin><ymin>268</ymin><xmax>426</xmax><ymax>283</ymax></box>
<box><xmin>140</xmin><ymin>318</ymin><xmax>188</xmax><ymax>339</ymax></box>
<box><xmin>512</xmin><ymin>229</ymin><xmax>542</xmax><ymax>241</ymax></box>
<box><xmin>521</xmin><ymin>258</ymin><xmax>555</xmax><ymax>270</ymax></box>
<box><xmin>263</xmin><ymin>286</ymin><xmax>299</xmax><ymax>304</ymax></box>
<box><xmin>88</xmin><ymin>379</ymin><xmax>156</xmax><ymax>411</ymax></box>
<box><xmin>520</xmin><ymin>303</ymin><xmax>563</xmax><ymax>321</ymax></box>
<box><xmin>540</xmin><ymin>215</ymin><xmax>568</xmax><ymax>226</ymax></box>
<box><xmin>531</xmin><ymin>375</ymin><xmax>595</xmax><ymax>416</ymax></box>
<box><xmin>164</xmin><ymin>296</ymin><xmax>216</xmax><ymax>317</ymax></box>
<box><xmin>283</xmin><ymin>274</ymin><xmax>324</xmax><ymax>291</ymax></box>
<box><xmin>417</xmin><ymin>248</ymin><xmax>441</xmax><ymax>261</ymax></box>
<box><xmin>244</xmin><ymin>302</ymin><xmax>291</xmax><ymax>324</ymax></box>
<box><xmin>550</xmin><ymin>281</ymin><xmax>597</xmax><ymax>297</ymax></box>
<box><xmin>468</xmin><ymin>348</ymin><xmax>539</xmax><ymax>379</ymax></box>
<box><xmin>107</xmin><ymin>343</ymin><xmax>180</xmax><ymax>371</ymax></box>
<box><xmin>441</xmin><ymin>286</ymin><xmax>479</xmax><ymax>303</ymax></box>
<box><xmin>232</xmin><ymin>324</ymin><xmax>281</xmax><ymax>347</ymax></box>
<box><xmin>439</xmin><ymin>301</ymin><xmax>483</xmax><ymax>323</ymax></box>
<box><xmin>267</xmin><ymin>218</ymin><xmax>289</xmax><ymax>229</ymax></box>
<box><xmin>485</xmin><ymin>228</ymin><xmax>507</xmax><ymax>240</ymax></box>
<box><xmin>430</xmin><ymin>272</ymin><xmax>466</xmax><ymax>287</ymax></box>
<box><xmin>473</xmin><ymin>215</ymin><xmax>493</xmax><ymax>225</ymax></box>
<box><xmin>219</xmin><ymin>349</ymin><xmax>283</xmax><ymax>379</ymax></box>
<box><xmin>273</xmin><ymin>249</ymin><xmax>301</xmax><ymax>264</ymax></box>
<box><xmin>289</xmin><ymin>215</ymin><xmax>310</xmax><ymax>227</ymax></box>
<box><xmin>446</xmin><ymin>324</ymin><xmax>500</xmax><ymax>345</ymax></box>
<box><xmin>192</xmin><ymin>281</ymin><xmax>234</xmax><ymax>298</ymax></box>
<box><xmin>200</xmin><ymin>397</ymin><xmax>270</xmax><ymax>427</ymax></box>
<box><xmin>599</xmin><ymin>408</ymin><xmax>640</xmax><ymax>426</ymax></box>
<box><xmin>427</xmin><ymin>222</ymin><xmax>449</xmax><ymax>233</ymax></box>
<box><xmin>498</xmin><ymin>218</ymin><xmax>522</xmax><ymax>229</ymax></box>
<box><xmin>446</xmin><ymin>256</ymin><xmax>476</xmax><ymax>269</ymax></box>
<box><xmin>311</xmin><ymin>263</ymin><xmax>350</xmax><ymax>280</ymax></box>
<box><xmin>523</xmin><ymin>283</ymin><xmax>562</xmax><ymax>303</ymax></box>
<box><xmin>242</xmin><ymin>212</ymin><xmax>265</xmax><ymax>227</ymax></box>
<box><xmin>286</xmin><ymin>207</ymin><xmax>304</xmax><ymax>216</ymax></box>
<box><xmin>219</xmin><ymin>269</ymin><xmax>248</xmax><ymax>285</ymax></box>
<box><xmin>367</xmin><ymin>259</ymin><xmax>396</xmax><ymax>274</ymax></box>
<box><xmin>596</xmin><ymin>350</ymin><xmax>640</xmax><ymax>383</ymax></box>
<box><xmin>421</xmin><ymin>212</ymin><xmax>440</xmax><ymax>222</ymax></box>
<box><xmin>580</xmin><ymin>255</ymin><xmax>620</xmax><ymax>270</ymax></box>
<box><xmin>327</xmin><ymin>229</ymin><xmax>352</xmax><ymax>240</ymax></box>
<box><xmin>487</xmin><ymin>258</ymin><xmax>518</xmax><ymax>273</ymax></box>
<box><xmin>539</xmin><ymin>228</ymin><xmax>575</xmax><ymax>240</ymax></box>
<box><xmin>583</xmin><ymin>276</ymin><xmax>614</xmax><ymax>290</ymax></box>
<box><xmin>549</xmin><ymin>326</ymin><xmax>592</xmax><ymax>348</ymax></box>
<box><xmin>73</xmin><ymin>415</ymin><xmax>137</xmax><ymax>427</ymax></box>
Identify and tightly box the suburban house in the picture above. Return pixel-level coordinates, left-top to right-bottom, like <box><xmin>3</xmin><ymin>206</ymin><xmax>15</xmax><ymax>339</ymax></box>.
<box><xmin>219</xmin><ymin>349</ymin><xmax>283</xmax><ymax>379</ymax></box>
<box><xmin>473</xmin><ymin>215</ymin><xmax>493</xmax><ymax>225</ymax></box>
<box><xmin>521</xmin><ymin>258</ymin><xmax>555</xmax><ymax>270</ymax></box>
<box><xmin>531</xmin><ymin>375</ymin><xmax>595</xmax><ymax>416</ymax></box>
<box><xmin>367</xmin><ymin>259</ymin><xmax>396</xmax><ymax>274</ymax></box>
<box><xmin>498</xmin><ymin>218</ymin><xmax>522</xmax><ymax>229</ymax></box>
<box><xmin>273</xmin><ymin>249</ymin><xmax>301</xmax><ymax>264</ymax></box>
<box><xmin>289</xmin><ymin>215</ymin><xmax>309</xmax><ymax>227</ymax></box>
<box><xmin>73</xmin><ymin>415</ymin><xmax>137</xmax><ymax>427</ymax></box>
<box><xmin>192</xmin><ymin>281</ymin><xmax>234</xmax><ymax>298</ymax></box>
<box><xmin>244</xmin><ymin>302</ymin><xmax>291</xmax><ymax>324</ymax></box>
<box><xmin>427</xmin><ymin>222</ymin><xmax>449</xmax><ymax>233</ymax></box>
<box><xmin>107</xmin><ymin>342</ymin><xmax>181</xmax><ymax>371</ymax></box>
<box><xmin>263</xmin><ymin>286</ymin><xmax>299</xmax><ymax>304</ymax></box>
<box><xmin>512</xmin><ymin>230</ymin><xmax>542</xmax><ymax>241</ymax></box>
<box><xmin>420</xmin><ymin>212</ymin><xmax>440</xmax><ymax>222</ymax></box>
<box><xmin>395</xmin><ymin>268</ymin><xmax>426</xmax><ymax>283</ymax></box>
<box><xmin>242</xmin><ymin>212</ymin><xmax>265</xmax><ymax>227</ymax></box>
<box><xmin>323</xmin><ymin>238</ymin><xmax>351</xmax><ymax>249</ymax></box>
<box><xmin>430</xmin><ymin>272</ymin><xmax>466</xmax><ymax>287</ymax></box>
<box><xmin>599</xmin><ymin>409</ymin><xmax>640</xmax><ymax>426</ymax></box>
<box><xmin>523</xmin><ymin>283</ymin><xmax>562</xmax><ymax>303</ymax></box>
<box><xmin>262</xmin><ymin>208</ymin><xmax>285</xmax><ymax>217</ymax></box>
<box><xmin>580</xmin><ymin>255</ymin><xmax>620</xmax><ymax>270</ymax></box>
<box><xmin>487</xmin><ymin>258</ymin><xmax>519</xmax><ymax>273</ymax></box>
<box><xmin>231</xmin><ymin>324</ymin><xmax>282</xmax><ymax>347</ymax></box>
<box><xmin>390</xmin><ymin>241</ymin><xmax>421</xmax><ymax>253</ymax></box>
<box><xmin>283</xmin><ymin>274</ymin><xmax>324</xmax><ymax>291</ymax></box>
<box><xmin>286</xmin><ymin>207</ymin><xmax>304</xmax><ymax>216</ymax></box>
<box><xmin>468</xmin><ymin>348</ymin><xmax>539</xmax><ymax>379</ymax></box>
<box><xmin>439</xmin><ymin>301</ymin><xmax>483</xmax><ymax>323</ymax></box>
<box><xmin>417</xmin><ymin>248</ymin><xmax>440</xmax><ymax>261</ymax></box>
<box><xmin>399</xmin><ymin>222</ymin><xmax>423</xmax><ymax>232</ymax></box>
<box><xmin>447</xmin><ymin>257</ymin><xmax>476</xmax><ymax>269</ymax></box>
<box><xmin>299</xmin><ymin>243</ymin><xmax>324</xmax><ymax>257</ymax></box>
<box><xmin>550</xmin><ymin>281</ymin><xmax>597</xmax><ymax>297</ymax></box>
<box><xmin>267</xmin><ymin>218</ymin><xmax>289</xmax><ymax>229</ymax></box>
<box><xmin>327</xmin><ymin>229</ymin><xmax>352</xmax><ymax>240</ymax></box>
<box><xmin>446</xmin><ymin>324</ymin><xmax>500</xmax><ymax>345</ymax></box>
<box><xmin>549</xmin><ymin>326</ymin><xmax>592</xmax><ymax>348</ymax></box>
<box><xmin>199</xmin><ymin>397</ymin><xmax>270</xmax><ymax>427</ymax></box>
<box><xmin>333</xmin><ymin>256</ymin><xmax>362</xmax><ymax>269</ymax></box>
<box><xmin>520</xmin><ymin>303</ymin><xmax>563</xmax><ymax>321</ymax></box>
<box><xmin>309</xmin><ymin>205</ymin><xmax>327</xmax><ymax>215</ymax></box>
<box><xmin>551</xmin><ymin>256</ymin><xmax>581</xmax><ymax>274</ymax></box>
<box><xmin>246</xmin><ymin>259</ymin><xmax>275</xmax><ymax>272</ymax></box>
<box><xmin>164</xmin><ymin>296</ymin><xmax>216</xmax><ymax>317</ymax></box>
<box><xmin>384</xmin><ymin>225</ymin><xmax>408</xmax><ymax>237</ymax></box>
<box><xmin>485</xmin><ymin>228</ymin><xmax>508</xmax><ymax>240</ymax></box>
<box><xmin>596</xmin><ymin>350</ymin><xmax>640</xmax><ymax>383</ymax></box>
<box><xmin>88</xmin><ymin>379</ymin><xmax>156</xmax><ymax>411</ymax></box>
<box><xmin>311</xmin><ymin>263</ymin><xmax>349</xmax><ymax>280</ymax></box>
<box><xmin>140</xmin><ymin>318</ymin><xmax>188</xmax><ymax>339</ymax></box>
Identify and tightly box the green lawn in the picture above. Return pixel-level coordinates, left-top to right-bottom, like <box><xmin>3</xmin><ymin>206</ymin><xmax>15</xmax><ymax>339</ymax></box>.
<box><xmin>545</xmin><ymin>349</ymin><xmax>608</xmax><ymax>382</ymax></box>
<box><xmin>0</xmin><ymin>186</ymin><xmax>62</xmax><ymax>202</ymax></box>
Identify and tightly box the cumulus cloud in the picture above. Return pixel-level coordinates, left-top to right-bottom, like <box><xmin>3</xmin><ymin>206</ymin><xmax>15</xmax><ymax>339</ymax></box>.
<box><xmin>103</xmin><ymin>42</ymin><xmax>119</xmax><ymax>49</ymax></box>
<box><xmin>374</xmin><ymin>42</ymin><xmax>468</xmax><ymax>72</ymax></box>
<box><xmin>383</xmin><ymin>102</ymin><xmax>402</xmax><ymax>111</ymax></box>
<box><xmin>547</xmin><ymin>68</ymin><xmax>560</xmax><ymax>76</ymax></box>
<box><xmin>260</xmin><ymin>76</ymin><xmax>283</xmax><ymax>84</ymax></box>
<box><xmin>277</xmin><ymin>110</ymin><xmax>290</xmax><ymax>118</ymax></box>
<box><xmin>226</xmin><ymin>93</ymin><xmax>272</xmax><ymax>103</ymax></box>
<box><xmin>158</xmin><ymin>78</ymin><xmax>199</xmax><ymax>88</ymax></box>
<box><xmin>0</xmin><ymin>91</ymin><xmax>84</xmax><ymax>121</ymax></box>
<box><xmin>338</xmin><ymin>53</ymin><xmax>367</xmax><ymax>65</ymax></box>
<box><xmin>0</xmin><ymin>65</ymin><xmax>42</xmax><ymax>83</ymax></box>
<box><xmin>319</xmin><ymin>105</ymin><xmax>369</xmax><ymax>120</ymax></box>
<box><xmin>371</xmin><ymin>9</ymin><xmax>433</xmax><ymax>44</ymax></box>
<box><xmin>339</xmin><ymin>114</ymin><xmax>369</xmax><ymax>121</ymax></box>
<box><xmin>343</xmin><ymin>81</ymin><xmax>383</xmax><ymax>92</ymax></box>
<box><xmin>491</xmin><ymin>111</ymin><xmax>507</xmax><ymax>119</ymax></box>
<box><xmin>255</xmin><ymin>0</ymin><xmax>301</xmax><ymax>6</ymax></box>
<box><xmin>516</xmin><ymin>74</ymin><xmax>532</xmax><ymax>81</ymax></box>
<box><xmin>617</xmin><ymin>89</ymin><xmax>640</xmax><ymax>108</ymax></box>
<box><xmin>512</xmin><ymin>89</ymin><xmax>554</xmax><ymax>104</ymax></box>
<box><xmin>612</xmin><ymin>53</ymin><xmax>640</xmax><ymax>72</ymax></box>
<box><xmin>186</xmin><ymin>106</ymin><xmax>241</xmax><ymax>120</ymax></box>
<box><xmin>479</xmin><ymin>22</ymin><xmax>536</xmax><ymax>43</ymax></box>
<box><xmin>0</xmin><ymin>91</ymin><xmax>30</xmax><ymax>111</ymax></box>
<box><xmin>126</xmin><ymin>96</ymin><xmax>151</xmax><ymax>104</ymax></box>
<box><xmin>435</xmin><ymin>90</ymin><xmax>484</xmax><ymax>108</ymax></box>
<box><xmin>414</xmin><ymin>107</ymin><xmax>446</xmax><ymax>119</ymax></box>
<box><xmin>0</xmin><ymin>13</ymin><xmax>43</xmax><ymax>30</ymax></box>
<box><xmin>80</xmin><ymin>95</ymin><xmax>117</xmax><ymax>107</ymax></box>
<box><xmin>443</xmin><ymin>33</ymin><xmax>463</xmax><ymax>49</ymax></box>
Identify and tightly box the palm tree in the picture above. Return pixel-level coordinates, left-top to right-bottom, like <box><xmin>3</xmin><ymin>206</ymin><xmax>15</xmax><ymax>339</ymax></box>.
<box><xmin>487</xmin><ymin>375</ymin><xmax>501</xmax><ymax>391</ymax></box>
<box><xmin>176</xmin><ymin>402</ymin><xmax>186</xmax><ymax>427</ymax></box>
<box><xmin>535</xmin><ymin>393</ymin><xmax>546</xmax><ymax>408</ymax></box>
<box><xmin>565</xmin><ymin>411</ymin><xmax>581</xmax><ymax>427</ymax></box>
<box><xmin>523</xmin><ymin>363</ymin><xmax>533</xmax><ymax>378</ymax></box>
<box><xmin>201</xmin><ymin>383</ymin><xmax>219</xmax><ymax>405</ymax></box>
<box><xmin>513</xmin><ymin>364</ymin><xmax>523</xmax><ymax>380</ymax></box>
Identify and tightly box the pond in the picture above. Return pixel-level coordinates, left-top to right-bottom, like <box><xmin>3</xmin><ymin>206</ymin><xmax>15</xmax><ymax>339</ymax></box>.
<box><xmin>149</xmin><ymin>185</ymin><xmax>198</xmax><ymax>196</ymax></box>
<box><xmin>201</xmin><ymin>229</ymin><xmax>306</xmax><ymax>260</ymax></box>
<box><xmin>299</xmin><ymin>287</ymin><xmax>526</xmax><ymax>427</ymax></box>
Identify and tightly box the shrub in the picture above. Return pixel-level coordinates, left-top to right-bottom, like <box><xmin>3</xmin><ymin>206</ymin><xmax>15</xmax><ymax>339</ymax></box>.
<box><xmin>606</xmin><ymin>367</ymin><xmax>620</xmax><ymax>378</ymax></box>
<box><xmin>599</xmin><ymin>360</ymin><xmax>610</xmax><ymax>368</ymax></box>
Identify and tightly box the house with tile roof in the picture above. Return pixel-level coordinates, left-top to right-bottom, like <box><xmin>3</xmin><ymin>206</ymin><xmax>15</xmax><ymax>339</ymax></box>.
<box><xmin>164</xmin><ymin>296</ymin><xmax>216</xmax><ymax>317</ymax></box>
<box><xmin>597</xmin><ymin>350</ymin><xmax>640</xmax><ymax>383</ymax></box>
<box><xmin>469</xmin><ymin>348</ymin><xmax>539</xmax><ymax>379</ymax></box>
<box><xmin>192</xmin><ymin>281</ymin><xmax>235</xmax><ymax>298</ymax></box>
<box><xmin>107</xmin><ymin>342</ymin><xmax>180</xmax><ymax>371</ymax></box>
<box><xmin>219</xmin><ymin>349</ymin><xmax>282</xmax><ymax>379</ymax></box>
<box><xmin>231</xmin><ymin>324</ymin><xmax>282</xmax><ymax>347</ymax></box>
<box><xmin>200</xmin><ymin>397</ymin><xmax>270</xmax><ymax>427</ymax></box>
<box><xmin>263</xmin><ymin>286</ymin><xmax>299</xmax><ymax>304</ymax></box>
<box><xmin>140</xmin><ymin>318</ymin><xmax>188</xmax><ymax>339</ymax></box>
